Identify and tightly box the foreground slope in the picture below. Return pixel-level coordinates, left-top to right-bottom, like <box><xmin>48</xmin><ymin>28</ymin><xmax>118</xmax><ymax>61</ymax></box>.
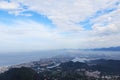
<box><xmin>0</xmin><ymin>67</ymin><xmax>39</xmax><ymax>80</ymax></box>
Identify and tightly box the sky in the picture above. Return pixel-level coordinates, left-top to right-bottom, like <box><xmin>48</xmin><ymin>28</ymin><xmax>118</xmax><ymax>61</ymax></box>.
<box><xmin>0</xmin><ymin>0</ymin><xmax>120</xmax><ymax>53</ymax></box>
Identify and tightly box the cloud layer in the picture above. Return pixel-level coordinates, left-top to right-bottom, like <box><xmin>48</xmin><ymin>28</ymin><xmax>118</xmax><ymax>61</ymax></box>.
<box><xmin>0</xmin><ymin>0</ymin><xmax>120</xmax><ymax>52</ymax></box>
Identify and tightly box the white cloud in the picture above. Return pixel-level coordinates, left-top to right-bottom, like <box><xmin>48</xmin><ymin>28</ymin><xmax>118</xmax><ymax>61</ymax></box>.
<box><xmin>2</xmin><ymin>0</ymin><xmax>120</xmax><ymax>31</ymax></box>
<box><xmin>13</xmin><ymin>0</ymin><xmax>97</xmax><ymax>31</ymax></box>
<box><xmin>0</xmin><ymin>19</ymin><xmax>120</xmax><ymax>52</ymax></box>
<box><xmin>0</xmin><ymin>0</ymin><xmax>31</xmax><ymax>16</ymax></box>
<box><xmin>0</xmin><ymin>0</ymin><xmax>120</xmax><ymax>52</ymax></box>
<box><xmin>91</xmin><ymin>2</ymin><xmax>120</xmax><ymax>36</ymax></box>
<box><xmin>92</xmin><ymin>23</ymin><xmax>120</xmax><ymax>36</ymax></box>
<box><xmin>0</xmin><ymin>20</ymin><xmax>85</xmax><ymax>52</ymax></box>
<box><xmin>0</xmin><ymin>1</ymin><xmax>19</xmax><ymax>10</ymax></box>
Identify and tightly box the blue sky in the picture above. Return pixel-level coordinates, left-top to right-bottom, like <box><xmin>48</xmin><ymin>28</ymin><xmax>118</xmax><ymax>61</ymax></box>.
<box><xmin>0</xmin><ymin>0</ymin><xmax>120</xmax><ymax>53</ymax></box>
<box><xmin>0</xmin><ymin>10</ymin><xmax>54</xmax><ymax>28</ymax></box>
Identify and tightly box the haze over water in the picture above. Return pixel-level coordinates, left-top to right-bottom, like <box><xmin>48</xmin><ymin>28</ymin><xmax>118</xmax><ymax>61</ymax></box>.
<box><xmin>0</xmin><ymin>50</ymin><xmax>120</xmax><ymax>66</ymax></box>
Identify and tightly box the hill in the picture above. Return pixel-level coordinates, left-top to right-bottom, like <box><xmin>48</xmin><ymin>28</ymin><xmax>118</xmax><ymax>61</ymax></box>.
<box><xmin>0</xmin><ymin>67</ymin><xmax>39</xmax><ymax>80</ymax></box>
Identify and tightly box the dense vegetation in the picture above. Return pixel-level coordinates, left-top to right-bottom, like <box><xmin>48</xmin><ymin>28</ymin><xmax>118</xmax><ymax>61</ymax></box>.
<box><xmin>89</xmin><ymin>59</ymin><xmax>120</xmax><ymax>75</ymax></box>
<box><xmin>0</xmin><ymin>67</ymin><xmax>39</xmax><ymax>80</ymax></box>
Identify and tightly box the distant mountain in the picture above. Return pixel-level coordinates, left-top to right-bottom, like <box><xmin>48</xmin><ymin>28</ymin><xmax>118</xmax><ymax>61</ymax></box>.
<box><xmin>90</xmin><ymin>46</ymin><xmax>120</xmax><ymax>51</ymax></box>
